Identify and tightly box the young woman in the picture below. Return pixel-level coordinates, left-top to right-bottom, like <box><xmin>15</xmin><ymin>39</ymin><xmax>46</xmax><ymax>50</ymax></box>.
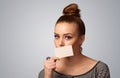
<box><xmin>38</xmin><ymin>3</ymin><xmax>110</xmax><ymax>78</ymax></box>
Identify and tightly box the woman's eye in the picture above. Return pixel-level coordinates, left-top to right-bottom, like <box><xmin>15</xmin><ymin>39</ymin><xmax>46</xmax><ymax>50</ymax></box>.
<box><xmin>65</xmin><ymin>36</ymin><xmax>72</xmax><ymax>40</ymax></box>
<box><xmin>54</xmin><ymin>35</ymin><xmax>59</xmax><ymax>39</ymax></box>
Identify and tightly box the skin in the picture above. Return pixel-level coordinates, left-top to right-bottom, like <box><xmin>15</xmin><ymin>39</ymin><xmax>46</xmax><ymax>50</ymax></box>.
<box><xmin>44</xmin><ymin>22</ymin><xmax>97</xmax><ymax>78</ymax></box>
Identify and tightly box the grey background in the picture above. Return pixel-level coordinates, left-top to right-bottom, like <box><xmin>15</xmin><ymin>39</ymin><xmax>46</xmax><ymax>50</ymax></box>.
<box><xmin>0</xmin><ymin>0</ymin><xmax>120</xmax><ymax>78</ymax></box>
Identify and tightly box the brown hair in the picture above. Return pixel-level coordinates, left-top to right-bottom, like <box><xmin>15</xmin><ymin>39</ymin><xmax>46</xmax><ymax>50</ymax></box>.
<box><xmin>56</xmin><ymin>3</ymin><xmax>85</xmax><ymax>36</ymax></box>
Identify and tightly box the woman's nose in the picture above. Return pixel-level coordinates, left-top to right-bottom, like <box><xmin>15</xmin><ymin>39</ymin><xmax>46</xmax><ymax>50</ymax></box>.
<box><xmin>58</xmin><ymin>38</ymin><xmax>64</xmax><ymax>47</ymax></box>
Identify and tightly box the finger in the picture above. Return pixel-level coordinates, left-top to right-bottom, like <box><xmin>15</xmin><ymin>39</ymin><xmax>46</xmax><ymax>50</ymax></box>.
<box><xmin>44</xmin><ymin>59</ymin><xmax>56</xmax><ymax>67</ymax></box>
<box><xmin>50</xmin><ymin>57</ymin><xmax>60</xmax><ymax>62</ymax></box>
<box><xmin>44</xmin><ymin>61</ymin><xmax>56</xmax><ymax>70</ymax></box>
<box><xmin>46</xmin><ymin>57</ymin><xmax>51</xmax><ymax>60</ymax></box>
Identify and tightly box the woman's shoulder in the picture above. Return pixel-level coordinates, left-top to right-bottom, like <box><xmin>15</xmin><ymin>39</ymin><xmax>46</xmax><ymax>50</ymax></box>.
<box><xmin>95</xmin><ymin>61</ymin><xmax>109</xmax><ymax>70</ymax></box>
<box><xmin>94</xmin><ymin>61</ymin><xmax>110</xmax><ymax>77</ymax></box>
<box><xmin>38</xmin><ymin>69</ymin><xmax>44</xmax><ymax>78</ymax></box>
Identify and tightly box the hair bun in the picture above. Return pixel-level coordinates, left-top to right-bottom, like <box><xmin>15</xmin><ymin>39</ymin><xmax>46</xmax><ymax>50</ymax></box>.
<box><xmin>63</xmin><ymin>3</ymin><xmax>80</xmax><ymax>17</ymax></box>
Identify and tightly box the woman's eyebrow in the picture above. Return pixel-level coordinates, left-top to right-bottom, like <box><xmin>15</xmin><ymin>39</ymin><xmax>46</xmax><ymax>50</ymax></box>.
<box><xmin>54</xmin><ymin>32</ymin><xmax>59</xmax><ymax>35</ymax></box>
<box><xmin>63</xmin><ymin>33</ymin><xmax>72</xmax><ymax>35</ymax></box>
<box><xmin>54</xmin><ymin>32</ymin><xmax>72</xmax><ymax>35</ymax></box>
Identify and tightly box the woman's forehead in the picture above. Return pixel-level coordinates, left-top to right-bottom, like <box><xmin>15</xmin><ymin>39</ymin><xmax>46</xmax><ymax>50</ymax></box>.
<box><xmin>54</xmin><ymin>22</ymin><xmax>79</xmax><ymax>36</ymax></box>
<box><xmin>55</xmin><ymin>22</ymin><xmax>78</xmax><ymax>32</ymax></box>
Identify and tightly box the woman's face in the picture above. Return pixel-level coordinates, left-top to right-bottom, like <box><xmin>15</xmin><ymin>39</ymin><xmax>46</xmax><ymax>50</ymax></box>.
<box><xmin>54</xmin><ymin>22</ymin><xmax>84</xmax><ymax>54</ymax></box>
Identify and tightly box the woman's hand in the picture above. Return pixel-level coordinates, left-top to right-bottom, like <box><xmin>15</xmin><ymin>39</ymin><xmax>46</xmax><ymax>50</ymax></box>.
<box><xmin>44</xmin><ymin>57</ymin><xmax>59</xmax><ymax>78</ymax></box>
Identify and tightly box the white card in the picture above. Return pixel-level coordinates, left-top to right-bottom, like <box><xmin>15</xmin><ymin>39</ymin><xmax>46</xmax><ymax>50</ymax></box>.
<box><xmin>55</xmin><ymin>45</ymin><xmax>73</xmax><ymax>58</ymax></box>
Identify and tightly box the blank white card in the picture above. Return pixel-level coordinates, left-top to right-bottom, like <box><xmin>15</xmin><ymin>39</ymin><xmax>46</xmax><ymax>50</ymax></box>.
<box><xmin>55</xmin><ymin>45</ymin><xmax>74</xmax><ymax>58</ymax></box>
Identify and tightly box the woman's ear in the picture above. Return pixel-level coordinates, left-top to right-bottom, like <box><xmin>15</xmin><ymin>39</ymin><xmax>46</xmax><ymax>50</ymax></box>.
<box><xmin>79</xmin><ymin>35</ymin><xmax>85</xmax><ymax>44</ymax></box>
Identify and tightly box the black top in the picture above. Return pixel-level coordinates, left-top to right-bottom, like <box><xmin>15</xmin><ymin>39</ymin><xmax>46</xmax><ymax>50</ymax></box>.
<box><xmin>38</xmin><ymin>61</ymin><xmax>110</xmax><ymax>78</ymax></box>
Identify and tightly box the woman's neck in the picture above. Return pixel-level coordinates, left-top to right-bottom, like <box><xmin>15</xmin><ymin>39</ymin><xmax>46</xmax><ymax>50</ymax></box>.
<box><xmin>56</xmin><ymin>54</ymin><xmax>86</xmax><ymax>68</ymax></box>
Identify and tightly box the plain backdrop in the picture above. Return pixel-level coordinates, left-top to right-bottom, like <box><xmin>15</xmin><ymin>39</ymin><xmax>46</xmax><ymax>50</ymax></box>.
<box><xmin>0</xmin><ymin>0</ymin><xmax>120</xmax><ymax>78</ymax></box>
